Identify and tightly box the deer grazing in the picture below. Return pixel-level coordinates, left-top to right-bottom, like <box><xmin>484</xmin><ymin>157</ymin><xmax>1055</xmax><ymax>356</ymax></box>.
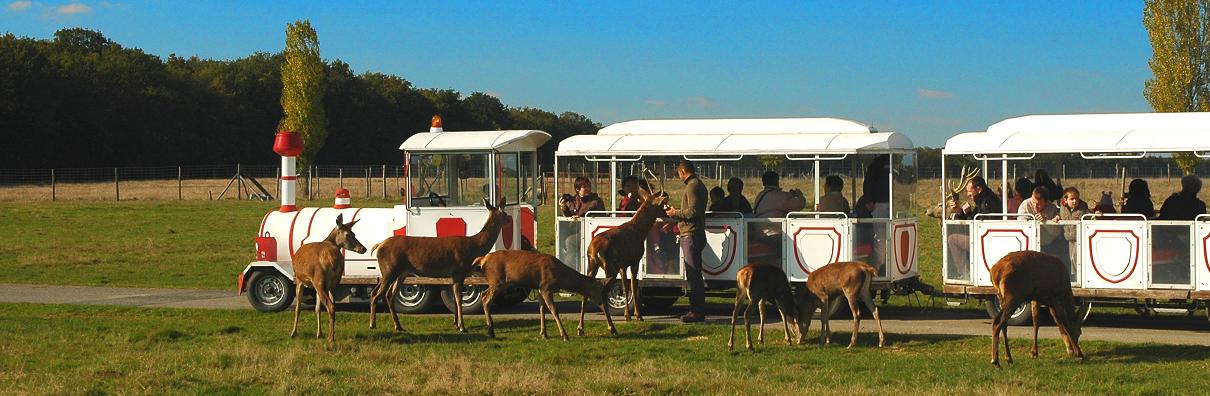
<box><xmin>368</xmin><ymin>198</ymin><xmax>509</xmax><ymax>333</ymax></box>
<box><xmin>474</xmin><ymin>250</ymin><xmax>617</xmax><ymax>340</ymax></box>
<box><xmin>728</xmin><ymin>263</ymin><xmax>802</xmax><ymax>351</ymax></box>
<box><xmin>795</xmin><ymin>261</ymin><xmax>886</xmax><ymax>348</ymax></box>
<box><xmin>989</xmin><ymin>250</ymin><xmax>1084</xmax><ymax>367</ymax></box>
<box><xmin>578</xmin><ymin>189</ymin><xmax>668</xmax><ymax>331</ymax></box>
<box><xmin>290</xmin><ymin>214</ymin><xmax>367</xmax><ymax>343</ymax></box>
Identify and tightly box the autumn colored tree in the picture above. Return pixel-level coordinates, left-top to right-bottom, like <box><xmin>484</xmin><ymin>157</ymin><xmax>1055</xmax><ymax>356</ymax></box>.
<box><xmin>279</xmin><ymin>20</ymin><xmax>327</xmax><ymax>168</ymax></box>
<box><xmin>1143</xmin><ymin>0</ymin><xmax>1209</xmax><ymax>173</ymax></box>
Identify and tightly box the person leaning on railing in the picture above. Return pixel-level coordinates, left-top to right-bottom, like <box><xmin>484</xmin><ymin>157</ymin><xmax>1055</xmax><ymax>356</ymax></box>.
<box><xmin>1158</xmin><ymin>175</ymin><xmax>1206</xmax><ymax>221</ymax></box>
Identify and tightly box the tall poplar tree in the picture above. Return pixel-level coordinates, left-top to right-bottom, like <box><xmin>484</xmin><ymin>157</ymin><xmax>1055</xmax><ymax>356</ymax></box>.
<box><xmin>279</xmin><ymin>20</ymin><xmax>326</xmax><ymax>168</ymax></box>
<box><xmin>1143</xmin><ymin>0</ymin><xmax>1209</xmax><ymax>173</ymax></box>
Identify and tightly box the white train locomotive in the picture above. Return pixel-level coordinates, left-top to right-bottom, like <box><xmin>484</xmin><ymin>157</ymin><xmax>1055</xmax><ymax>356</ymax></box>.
<box><xmin>239</xmin><ymin>117</ymin><xmax>548</xmax><ymax>313</ymax></box>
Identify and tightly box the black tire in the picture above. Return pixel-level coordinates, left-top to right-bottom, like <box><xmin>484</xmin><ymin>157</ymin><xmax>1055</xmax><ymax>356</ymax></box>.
<box><xmin>985</xmin><ymin>297</ymin><xmax>1034</xmax><ymax>326</ymax></box>
<box><xmin>392</xmin><ymin>284</ymin><xmax>438</xmax><ymax>314</ymax></box>
<box><xmin>246</xmin><ymin>271</ymin><xmax>294</xmax><ymax>312</ymax></box>
<box><xmin>492</xmin><ymin>286</ymin><xmax>530</xmax><ymax>307</ymax></box>
<box><xmin>440</xmin><ymin>284</ymin><xmax>487</xmax><ymax>314</ymax></box>
<box><xmin>604</xmin><ymin>281</ymin><xmax>629</xmax><ymax>315</ymax></box>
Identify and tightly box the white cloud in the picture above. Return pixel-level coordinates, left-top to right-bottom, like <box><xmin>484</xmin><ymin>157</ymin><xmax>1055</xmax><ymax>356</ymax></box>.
<box><xmin>685</xmin><ymin>96</ymin><xmax>716</xmax><ymax>108</ymax></box>
<box><xmin>6</xmin><ymin>1</ymin><xmax>32</xmax><ymax>11</ymax></box>
<box><xmin>644</xmin><ymin>99</ymin><xmax>668</xmax><ymax>107</ymax></box>
<box><xmin>53</xmin><ymin>2</ymin><xmax>90</xmax><ymax>14</ymax></box>
<box><xmin>916</xmin><ymin>88</ymin><xmax>954</xmax><ymax>99</ymax></box>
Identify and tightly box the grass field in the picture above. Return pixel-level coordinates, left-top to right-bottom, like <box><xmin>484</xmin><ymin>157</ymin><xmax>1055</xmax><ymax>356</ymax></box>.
<box><xmin>1</xmin><ymin>302</ymin><xmax>1207</xmax><ymax>395</ymax></box>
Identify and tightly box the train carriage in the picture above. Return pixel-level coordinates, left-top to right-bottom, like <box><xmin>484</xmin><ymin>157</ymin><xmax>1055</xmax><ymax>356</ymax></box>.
<box><xmin>941</xmin><ymin>112</ymin><xmax>1210</xmax><ymax>324</ymax></box>
<box><xmin>239</xmin><ymin>119</ymin><xmax>548</xmax><ymax>313</ymax></box>
<box><xmin>554</xmin><ymin>118</ymin><xmax>921</xmax><ymax>310</ymax></box>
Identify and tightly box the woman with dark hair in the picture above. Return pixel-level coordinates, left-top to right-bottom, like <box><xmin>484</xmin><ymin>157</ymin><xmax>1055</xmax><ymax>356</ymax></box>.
<box><xmin>1008</xmin><ymin>177</ymin><xmax>1033</xmax><ymax>213</ymax></box>
<box><xmin>1121</xmin><ymin>178</ymin><xmax>1154</xmax><ymax>218</ymax></box>
<box><xmin>1033</xmin><ymin>169</ymin><xmax>1063</xmax><ymax>202</ymax></box>
<box><xmin>725</xmin><ymin>177</ymin><xmax>753</xmax><ymax>214</ymax></box>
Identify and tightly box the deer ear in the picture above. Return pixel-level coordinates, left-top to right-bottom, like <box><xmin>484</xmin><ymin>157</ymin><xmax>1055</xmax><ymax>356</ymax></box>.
<box><xmin>483</xmin><ymin>197</ymin><xmax>495</xmax><ymax>211</ymax></box>
<box><xmin>336</xmin><ymin>213</ymin><xmax>344</xmax><ymax>226</ymax></box>
<box><xmin>347</xmin><ymin>219</ymin><xmax>360</xmax><ymax>228</ymax></box>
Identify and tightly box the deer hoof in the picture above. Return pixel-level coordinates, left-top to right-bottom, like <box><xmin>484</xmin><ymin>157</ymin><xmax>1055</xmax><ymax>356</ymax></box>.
<box><xmin>991</xmin><ymin>360</ymin><xmax>1001</xmax><ymax>368</ymax></box>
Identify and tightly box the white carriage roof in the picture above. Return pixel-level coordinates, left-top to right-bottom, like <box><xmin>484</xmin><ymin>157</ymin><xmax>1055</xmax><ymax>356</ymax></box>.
<box><xmin>944</xmin><ymin>112</ymin><xmax>1210</xmax><ymax>154</ymax></box>
<box><xmin>557</xmin><ymin>118</ymin><xmax>913</xmax><ymax>156</ymax></box>
<box><xmin>399</xmin><ymin>130</ymin><xmax>551</xmax><ymax>152</ymax></box>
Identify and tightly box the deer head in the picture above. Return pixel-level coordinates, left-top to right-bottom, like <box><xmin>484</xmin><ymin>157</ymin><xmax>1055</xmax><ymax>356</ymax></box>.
<box><xmin>330</xmin><ymin>213</ymin><xmax>367</xmax><ymax>254</ymax></box>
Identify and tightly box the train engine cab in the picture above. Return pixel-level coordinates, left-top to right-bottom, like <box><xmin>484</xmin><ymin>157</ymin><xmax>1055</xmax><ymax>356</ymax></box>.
<box><xmin>239</xmin><ymin>118</ymin><xmax>549</xmax><ymax>313</ymax></box>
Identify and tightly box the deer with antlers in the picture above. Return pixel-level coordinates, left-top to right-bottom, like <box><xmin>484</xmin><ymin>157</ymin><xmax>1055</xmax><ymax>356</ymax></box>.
<box><xmin>795</xmin><ymin>261</ymin><xmax>886</xmax><ymax>348</ymax></box>
<box><xmin>289</xmin><ymin>214</ymin><xmax>367</xmax><ymax>343</ymax></box>
<box><xmin>929</xmin><ymin>165</ymin><xmax>981</xmax><ymax>220</ymax></box>
<box><xmin>474</xmin><ymin>249</ymin><xmax>617</xmax><ymax>340</ymax></box>
<box><xmin>728</xmin><ymin>263</ymin><xmax>802</xmax><ymax>351</ymax></box>
<box><xmin>990</xmin><ymin>251</ymin><xmax>1084</xmax><ymax>367</ymax></box>
<box><xmin>368</xmin><ymin>198</ymin><xmax>509</xmax><ymax>333</ymax></box>
<box><xmin>577</xmin><ymin>188</ymin><xmax>669</xmax><ymax>331</ymax></box>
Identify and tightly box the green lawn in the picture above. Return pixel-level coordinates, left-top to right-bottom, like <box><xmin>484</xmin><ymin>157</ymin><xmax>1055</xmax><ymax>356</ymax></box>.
<box><xmin>0</xmin><ymin>302</ymin><xmax>1206</xmax><ymax>395</ymax></box>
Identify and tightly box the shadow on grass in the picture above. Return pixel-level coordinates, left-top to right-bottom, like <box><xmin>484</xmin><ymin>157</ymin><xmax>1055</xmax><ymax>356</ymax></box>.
<box><xmin>1092</xmin><ymin>343</ymin><xmax>1210</xmax><ymax>363</ymax></box>
<box><xmin>352</xmin><ymin>331</ymin><xmax>490</xmax><ymax>344</ymax></box>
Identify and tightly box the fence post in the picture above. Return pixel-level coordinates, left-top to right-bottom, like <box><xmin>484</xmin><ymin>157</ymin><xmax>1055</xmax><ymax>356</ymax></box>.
<box><xmin>114</xmin><ymin>167</ymin><xmax>120</xmax><ymax>201</ymax></box>
<box><xmin>50</xmin><ymin>169</ymin><xmax>56</xmax><ymax>201</ymax></box>
<box><xmin>236</xmin><ymin>163</ymin><xmax>242</xmax><ymax>201</ymax></box>
<box><xmin>382</xmin><ymin>164</ymin><xmax>387</xmax><ymax>200</ymax></box>
<box><xmin>365</xmin><ymin>167</ymin><xmax>371</xmax><ymax>199</ymax></box>
<box><xmin>177</xmin><ymin>166</ymin><xmax>183</xmax><ymax>200</ymax></box>
<box><xmin>338</xmin><ymin>167</ymin><xmax>343</xmax><ymax>188</ymax></box>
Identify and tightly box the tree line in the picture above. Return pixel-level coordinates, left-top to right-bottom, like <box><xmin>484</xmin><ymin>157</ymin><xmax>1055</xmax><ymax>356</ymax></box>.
<box><xmin>0</xmin><ymin>28</ymin><xmax>599</xmax><ymax>169</ymax></box>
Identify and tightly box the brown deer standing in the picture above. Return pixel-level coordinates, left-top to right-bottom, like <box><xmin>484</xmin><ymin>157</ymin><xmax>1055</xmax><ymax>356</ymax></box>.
<box><xmin>578</xmin><ymin>190</ymin><xmax>668</xmax><ymax>332</ymax></box>
<box><xmin>368</xmin><ymin>198</ymin><xmax>509</xmax><ymax>332</ymax></box>
<box><xmin>989</xmin><ymin>250</ymin><xmax>1084</xmax><ymax>367</ymax></box>
<box><xmin>728</xmin><ymin>263</ymin><xmax>802</xmax><ymax>351</ymax></box>
<box><xmin>474</xmin><ymin>250</ymin><xmax>617</xmax><ymax>340</ymax></box>
<box><xmin>795</xmin><ymin>261</ymin><xmax>886</xmax><ymax>348</ymax></box>
<box><xmin>290</xmin><ymin>214</ymin><xmax>367</xmax><ymax>343</ymax></box>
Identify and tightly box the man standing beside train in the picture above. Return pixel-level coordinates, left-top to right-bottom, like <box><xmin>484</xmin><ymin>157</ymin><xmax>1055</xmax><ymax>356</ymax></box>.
<box><xmin>665</xmin><ymin>160</ymin><xmax>708</xmax><ymax>322</ymax></box>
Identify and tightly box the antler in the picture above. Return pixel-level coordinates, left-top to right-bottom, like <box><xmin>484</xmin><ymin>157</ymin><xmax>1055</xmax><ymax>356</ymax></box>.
<box><xmin>947</xmin><ymin>166</ymin><xmax>980</xmax><ymax>199</ymax></box>
<box><xmin>641</xmin><ymin>162</ymin><xmax>665</xmax><ymax>194</ymax></box>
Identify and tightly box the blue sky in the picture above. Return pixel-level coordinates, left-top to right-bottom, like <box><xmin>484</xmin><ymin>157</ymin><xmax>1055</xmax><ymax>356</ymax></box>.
<box><xmin>2</xmin><ymin>1</ymin><xmax>1154</xmax><ymax>147</ymax></box>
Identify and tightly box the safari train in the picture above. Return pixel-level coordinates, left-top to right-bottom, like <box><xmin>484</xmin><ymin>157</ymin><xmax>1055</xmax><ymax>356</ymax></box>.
<box><xmin>239</xmin><ymin>113</ymin><xmax>1210</xmax><ymax>326</ymax></box>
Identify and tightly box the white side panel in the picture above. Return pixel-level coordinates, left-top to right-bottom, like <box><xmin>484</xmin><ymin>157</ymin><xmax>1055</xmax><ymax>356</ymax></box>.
<box><xmin>1198</xmin><ymin>221</ymin><xmax>1210</xmax><ymax>291</ymax></box>
<box><xmin>889</xmin><ymin>219</ymin><xmax>919</xmax><ymax>281</ymax></box>
<box><xmin>1081</xmin><ymin>220</ymin><xmax>1148</xmax><ymax>290</ymax></box>
<box><xmin>701</xmin><ymin>218</ymin><xmax>746</xmax><ymax>282</ymax></box>
<box><xmin>973</xmin><ymin>221</ymin><xmax>1037</xmax><ymax>287</ymax></box>
<box><xmin>405</xmin><ymin>207</ymin><xmax>492</xmax><ymax>238</ymax></box>
<box><xmin>259</xmin><ymin>207</ymin><xmax>397</xmax><ymax>278</ymax></box>
<box><xmin>785</xmin><ymin>219</ymin><xmax>850</xmax><ymax>282</ymax></box>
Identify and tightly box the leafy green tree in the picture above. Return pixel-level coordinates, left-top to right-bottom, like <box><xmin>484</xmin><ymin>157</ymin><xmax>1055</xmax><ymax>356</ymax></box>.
<box><xmin>1143</xmin><ymin>0</ymin><xmax>1210</xmax><ymax>174</ymax></box>
<box><xmin>278</xmin><ymin>20</ymin><xmax>326</xmax><ymax>167</ymax></box>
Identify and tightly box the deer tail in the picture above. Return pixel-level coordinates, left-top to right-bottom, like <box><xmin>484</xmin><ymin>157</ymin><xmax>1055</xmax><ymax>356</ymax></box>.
<box><xmin>370</xmin><ymin>242</ymin><xmax>383</xmax><ymax>255</ymax></box>
<box><xmin>472</xmin><ymin>255</ymin><xmax>487</xmax><ymax>269</ymax></box>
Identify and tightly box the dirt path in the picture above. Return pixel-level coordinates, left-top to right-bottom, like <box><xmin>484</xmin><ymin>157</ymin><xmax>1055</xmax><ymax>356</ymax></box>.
<box><xmin>2</xmin><ymin>283</ymin><xmax>1206</xmax><ymax>346</ymax></box>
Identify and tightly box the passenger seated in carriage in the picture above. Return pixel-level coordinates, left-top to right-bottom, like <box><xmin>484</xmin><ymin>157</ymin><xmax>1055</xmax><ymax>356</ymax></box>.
<box><xmin>1007</xmin><ymin>177</ymin><xmax>1033</xmax><ymax>214</ymax></box>
<box><xmin>863</xmin><ymin>155</ymin><xmax>890</xmax><ymax>217</ymax></box>
<box><xmin>1158</xmin><ymin>175</ymin><xmax>1206</xmax><ymax>220</ymax></box>
<box><xmin>752</xmin><ymin>171</ymin><xmax>807</xmax><ymax>218</ymax></box>
<box><xmin>725</xmin><ymin>177</ymin><xmax>753</xmax><ymax>215</ymax></box>
<box><xmin>1055</xmin><ymin>187</ymin><xmax>1090</xmax><ymax>275</ymax></box>
<box><xmin>559</xmin><ymin>177</ymin><xmax>605</xmax><ymax>218</ymax></box>
<box><xmin>1120</xmin><ymin>179</ymin><xmax>1155</xmax><ymax>219</ymax></box>
<box><xmin>708</xmin><ymin>186</ymin><xmax>729</xmax><ymax>212</ymax></box>
<box><xmin>947</xmin><ymin>176</ymin><xmax>1000</xmax><ymax>278</ymax></box>
<box><xmin>616</xmin><ymin>175</ymin><xmax>644</xmax><ymax>212</ymax></box>
<box><xmin>1016</xmin><ymin>186</ymin><xmax>1059</xmax><ymax>222</ymax></box>
<box><xmin>1033</xmin><ymin>169</ymin><xmax>1064</xmax><ymax>202</ymax></box>
<box><xmin>817</xmin><ymin>175</ymin><xmax>850</xmax><ymax>214</ymax></box>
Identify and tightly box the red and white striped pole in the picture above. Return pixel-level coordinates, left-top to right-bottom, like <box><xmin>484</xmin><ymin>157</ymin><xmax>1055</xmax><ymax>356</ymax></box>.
<box><xmin>273</xmin><ymin>131</ymin><xmax>304</xmax><ymax>212</ymax></box>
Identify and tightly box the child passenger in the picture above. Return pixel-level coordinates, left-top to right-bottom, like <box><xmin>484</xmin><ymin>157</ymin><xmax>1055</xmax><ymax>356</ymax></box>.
<box><xmin>1053</xmin><ymin>187</ymin><xmax>1090</xmax><ymax>275</ymax></box>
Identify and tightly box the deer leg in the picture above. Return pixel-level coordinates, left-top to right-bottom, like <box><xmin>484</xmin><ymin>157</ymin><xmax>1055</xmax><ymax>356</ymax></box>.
<box><xmin>313</xmin><ymin>283</ymin><xmax>324</xmax><ymax>339</ymax></box>
<box><xmin>368</xmin><ymin>269</ymin><xmax>395</xmax><ymax>330</ymax></box>
<box><xmin>859</xmin><ymin>289</ymin><xmax>885</xmax><ymax>348</ymax></box>
<box><xmin>1030</xmin><ymin>301</ymin><xmax>1040</xmax><ymax>359</ymax></box>
<box><xmin>579</xmin><ymin>261</ymin><xmax>602</xmax><ymax>336</ymax></box>
<box><xmin>1051</xmin><ymin>304</ymin><xmax>1084</xmax><ymax>360</ymax></box>
<box><xmin>538</xmin><ymin>294</ymin><xmax>548</xmax><ymax>340</ymax></box>
<box><xmin>290</xmin><ymin>280</ymin><xmax>304</xmax><ymax>338</ymax></box>
<box><xmin>743</xmin><ymin>298</ymin><xmax>755</xmax><ymax>351</ymax></box>
<box><xmin>599</xmin><ymin>289</ymin><xmax>618</xmax><ymax>336</ymax></box>
<box><xmin>630</xmin><ymin>264</ymin><xmax>644</xmax><ymax>321</ymax></box>
<box><xmin>451</xmin><ymin>281</ymin><xmax>465</xmax><ymax>332</ymax></box>
<box><xmin>728</xmin><ymin>291</ymin><xmax>742</xmax><ymax>351</ymax></box>
<box><xmin>388</xmin><ymin>276</ymin><xmax>405</xmax><ymax>332</ymax></box>
<box><xmin>776</xmin><ymin>301</ymin><xmax>792</xmax><ymax>344</ymax></box>
<box><xmin>482</xmin><ymin>286</ymin><xmax>497</xmax><ymax>339</ymax></box>
<box><xmin>846</xmin><ymin>292</ymin><xmax>862</xmax><ymax>349</ymax></box>
<box><xmin>757</xmin><ymin>300</ymin><xmax>767</xmax><ymax>344</ymax></box>
<box><xmin>541</xmin><ymin>289</ymin><xmax>570</xmax><ymax>341</ymax></box>
<box><xmin>796</xmin><ymin>299</ymin><xmax>815</xmax><ymax>346</ymax></box>
<box><xmin>318</xmin><ymin>288</ymin><xmax>337</xmax><ymax>344</ymax></box>
<box><xmin>999</xmin><ymin>297</ymin><xmax>1021</xmax><ymax>365</ymax></box>
<box><xmin>824</xmin><ymin>297</ymin><xmax>842</xmax><ymax>346</ymax></box>
<box><xmin>619</xmin><ymin>269</ymin><xmax>632</xmax><ymax>321</ymax></box>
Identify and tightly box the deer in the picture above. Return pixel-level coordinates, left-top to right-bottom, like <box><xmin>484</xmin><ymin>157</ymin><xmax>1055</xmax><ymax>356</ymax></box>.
<box><xmin>989</xmin><ymin>250</ymin><xmax>1084</xmax><ymax>367</ymax></box>
<box><xmin>368</xmin><ymin>198</ymin><xmax>509</xmax><ymax>333</ymax></box>
<box><xmin>926</xmin><ymin>166</ymin><xmax>980</xmax><ymax>220</ymax></box>
<box><xmin>795</xmin><ymin>261</ymin><xmax>886</xmax><ymax>348</ymax></box>
<box><xmin>728</xmin><ymin>263</ymin><xmax>802</xmax><ymax>351</ymax></box>
<box><xmin>289</xmin><ymin>214</ymin><xmax>367</xmax><ymax>343</ymax></box>
<box><xmin>577</xmin><ymin>189</ymin><xmax>669</xmax><ymax>332</ymax></box>
<box><xmin>473</xmin><ymin>250</ymin><xmax>617</xmax><ymax>340</ymax></box>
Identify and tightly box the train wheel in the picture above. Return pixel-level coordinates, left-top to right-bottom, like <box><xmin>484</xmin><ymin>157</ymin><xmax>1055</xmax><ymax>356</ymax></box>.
<box><xmin>985</xmin><ymin>297</ymin><xmax>1032</xmax><ymax>326</ymax></box>
<box><xmin>393</xmin><ymin>284</ymin><xmax>437</xmax><ymax>314</ymax></box>
<box><xmin>441</xmin><ymin>285</ymin><xmax>486</xmax><ymax>315</ymax></box>
<box><xmin>605</xmin><ymin>282</ymin><xmax>630</xmax><ymax>316</ymax></box>
<box><xmin>246</xmin><ymin>271</ymin><xmax>294</xmax><ymax>312</ymax></box>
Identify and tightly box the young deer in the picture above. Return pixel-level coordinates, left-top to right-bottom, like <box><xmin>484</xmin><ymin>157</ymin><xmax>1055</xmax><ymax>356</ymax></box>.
<box><xmin>368</xmin><ymin>198</ymin><xmax>509</xmax><ymax>333</ymax></box>
<box><xmin>728</xmin><ymin>263</ymin><xmax>802</xmax><ymax>351</ymax></box>
<box><xmin>989</xmin><ymin>250</ymin><xmax>1084</xmax><ymax>367</ymax></box>
<box><xmin>474</xmin><ymin>250</ymin><xmax>617</xmax><ymax>340</ymax></box>
<box><xmin>290</xmin><ymin>214</ymin><xmax>367</xmax><ymax>343</ymax></box>
<box><xmin>578</xmin><ymin>190</ymin><xmax>668</xmax><ymax>329</ymax></box>
<box><xmin>795</xmin><ymin>261</ymin><xmax>886</xmax><ymax>348</ymax></box>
